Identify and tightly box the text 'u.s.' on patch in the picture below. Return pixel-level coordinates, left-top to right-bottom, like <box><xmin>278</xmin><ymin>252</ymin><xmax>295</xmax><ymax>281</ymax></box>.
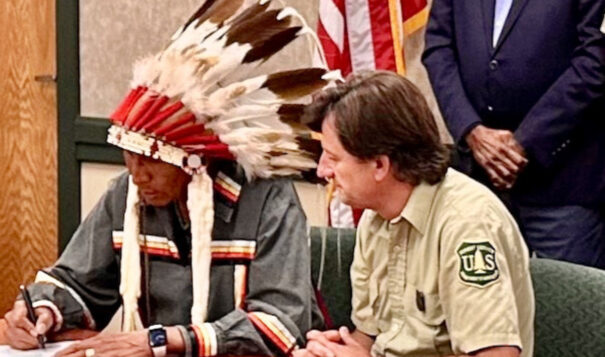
<box><xmin>457</xmin><ymin>241</ymin><xmax>499</xmax><ymax>287</ymax></box>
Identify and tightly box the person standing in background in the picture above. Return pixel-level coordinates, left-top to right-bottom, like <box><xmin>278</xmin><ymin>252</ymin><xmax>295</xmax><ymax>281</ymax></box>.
<box><xmin>423</xmin><ymin>0</ymin><xmax>605</xmax><ymax>268</ymax></box>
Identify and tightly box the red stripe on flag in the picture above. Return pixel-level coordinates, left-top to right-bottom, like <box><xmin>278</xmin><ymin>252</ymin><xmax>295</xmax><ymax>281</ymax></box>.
<box><xmin>401</xmin><ymin>0</ymin><xmax>427</xmax><ymax>21</ymax></box>
<box><xmin>332</xmin><ymin>0</ymin><xmax>345</xmax><ymax>14</ymax></box>
<box><xmin>368</xmin><ymin>0</ymin><xmax>397</xmax><ymax>71</ymax></box>
<box><xmin>317</xmin><ymin>0</ymin><xmax>353</xmax><ymax>77</ymax></box>
<box><xmin>317</xmin><ymin>21</ymin><xmax>353</xmax><ymax>77</ymax></box>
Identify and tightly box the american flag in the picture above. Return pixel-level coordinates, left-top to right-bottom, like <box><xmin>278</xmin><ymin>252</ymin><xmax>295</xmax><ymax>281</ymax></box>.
<box><xmin>317</xmin><ymin>0</ymin><xmax>429</xmax><ymax>76</ymax></box>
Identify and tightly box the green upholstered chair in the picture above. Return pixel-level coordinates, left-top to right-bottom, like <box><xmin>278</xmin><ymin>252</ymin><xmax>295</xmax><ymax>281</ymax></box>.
<box><xmin>309</xmin><ymin>226</ymin><xmax>356</xmax><ymax>330</ymax></box>
<box><xmin>309</xmin><ymin>227</ymin><xmax>605</xmax><ymax>356</ymax></box>
<box><xmin>531</xmin><ymin>258</ymin><xmax>605</xmax><ymax>356</ymax></box>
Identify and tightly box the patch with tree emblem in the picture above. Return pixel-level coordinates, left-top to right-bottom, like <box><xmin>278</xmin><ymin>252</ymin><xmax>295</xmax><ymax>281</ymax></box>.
<box><xmin>457</xmin><ymin>241</ymin><xmax>499</xmax><ymax>287</ymax></box>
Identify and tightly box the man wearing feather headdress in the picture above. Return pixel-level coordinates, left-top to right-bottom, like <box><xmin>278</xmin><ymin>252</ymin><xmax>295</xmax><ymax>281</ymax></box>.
<box><xmin>4</xmin><ymin>1</ymin><xmax>340</xmax><ymax>356</ymax></box>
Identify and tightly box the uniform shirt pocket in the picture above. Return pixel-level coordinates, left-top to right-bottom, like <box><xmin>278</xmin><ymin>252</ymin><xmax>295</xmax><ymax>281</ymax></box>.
<box><xmin>402</xmin><ymin>284</ymin><xmax>446</xmax><ymax>351</ymax></box>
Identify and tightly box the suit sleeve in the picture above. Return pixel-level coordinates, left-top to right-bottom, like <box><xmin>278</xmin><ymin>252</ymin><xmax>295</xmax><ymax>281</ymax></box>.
<box><xmin>191</xmin><ymin>181</ymin><xmax>319</xmax><ymax>356</ymax></box>
<box><xmin>514</xmin><ymin>0</ymin><xmax>605</xmax><ymax>168</ymax></box>
<box><xmin>26</xmin><ymin>184</ymin><xmax>122</xmax><ymax>331</ymax></box>
<box><xmin>422</xmin><ymin>0</ymin><xmax>483</xmax><ymax>145</ymax></box>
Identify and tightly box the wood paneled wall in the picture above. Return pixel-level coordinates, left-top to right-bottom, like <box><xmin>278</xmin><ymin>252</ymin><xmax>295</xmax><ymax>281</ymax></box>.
<box><xmin>0</xmin><ymin>0</ymin><xmax>57</xmax><ymax>314</ymax></box>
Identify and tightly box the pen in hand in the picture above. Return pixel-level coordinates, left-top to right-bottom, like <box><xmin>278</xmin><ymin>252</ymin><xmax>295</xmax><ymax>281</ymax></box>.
<box><xmin>19</xmin><ymin>284</ymin><xmax>46</xmax><ymax>349</ymax></box>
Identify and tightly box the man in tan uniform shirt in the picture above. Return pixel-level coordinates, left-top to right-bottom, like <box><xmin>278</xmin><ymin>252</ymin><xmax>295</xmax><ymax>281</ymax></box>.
<box><xmin>295</xmin><ymin>71</ymin><xmax>534</xmax><ymax>357</ymax></box>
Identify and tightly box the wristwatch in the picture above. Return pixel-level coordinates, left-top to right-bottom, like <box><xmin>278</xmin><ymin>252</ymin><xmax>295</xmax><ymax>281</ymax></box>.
<box><xmin>148</xmin><ymin>324</ymin><xmax>168</xmax><ymax>357</ymax></box>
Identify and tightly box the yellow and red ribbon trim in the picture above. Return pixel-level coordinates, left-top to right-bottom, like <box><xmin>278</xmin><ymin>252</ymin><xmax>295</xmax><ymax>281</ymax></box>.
<box><xmin>213</xmin><ymin>171</ymin><xmax>241</xmax><ymax>204</ymax></box>
<box><xmin>112</xmin><ymin>232</ymin><xmax>180</xmax><ymax>260</ymax></box>
<box><xmin>247</xmin><ymin>312</ymin><xmax>298</xmax><ymax>354</ymax></box>
<box><xmin>190</xmin><ymin>323</ymin><xmax>218</xmax><ymax>356</ymax></box>
<box><xmin>211</xmin><ymin>240</ymin><xmax>256</xmax><ymax>261</ymax></box>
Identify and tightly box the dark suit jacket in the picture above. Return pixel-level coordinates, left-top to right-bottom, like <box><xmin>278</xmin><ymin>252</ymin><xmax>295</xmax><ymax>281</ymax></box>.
<box><xmin>423</xmin><ymin>0</ymin><xmax>605</xmax><ymax>205</ymax></box>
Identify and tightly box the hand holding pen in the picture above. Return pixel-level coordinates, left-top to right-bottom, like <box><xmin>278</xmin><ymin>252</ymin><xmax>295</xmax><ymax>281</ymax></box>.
<box><xmin>19</xmin><ymin>285</ymin><xmax>47</xmax><ymax>349</ymax></box>
<box><xmin>3</xmin><ymin>286</ymin><xmax>54</xmax><ymax>350</ymax></box>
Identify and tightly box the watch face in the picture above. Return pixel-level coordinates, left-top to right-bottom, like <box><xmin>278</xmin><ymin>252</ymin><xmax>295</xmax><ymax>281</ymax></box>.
<box><xmin>149</xmin><ymin>328</ymin><xmax>167</xmax><ymax>347</ymax></box>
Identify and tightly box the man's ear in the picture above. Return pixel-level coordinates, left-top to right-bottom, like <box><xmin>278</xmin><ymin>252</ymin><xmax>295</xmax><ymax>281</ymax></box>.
<box><xmin>373</xmin><ymin>155</ymin><xmax>391</xmax><ymax>182</ymax></box>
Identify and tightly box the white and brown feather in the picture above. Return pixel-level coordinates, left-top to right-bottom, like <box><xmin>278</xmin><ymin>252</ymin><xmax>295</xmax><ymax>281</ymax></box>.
<box><xmin>110</xmin><ymin>0</ymin><xmax>342</xmax><ymax>179</ymax></box>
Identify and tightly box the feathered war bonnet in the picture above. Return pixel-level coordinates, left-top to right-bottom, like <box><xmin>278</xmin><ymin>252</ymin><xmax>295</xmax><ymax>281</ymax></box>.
<box><xmin>106</xmin><ymin>0</ymin><xmax>340</xmax><ymax>331</ymax></box>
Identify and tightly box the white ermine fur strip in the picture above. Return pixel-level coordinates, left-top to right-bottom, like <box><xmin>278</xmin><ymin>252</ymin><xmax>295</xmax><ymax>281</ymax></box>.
<box><xmin>188</xmin><ymin>171</ymin><xmax>215</xmax><ymax>325</ymax></box>
<box><xmin>119</xmin><ymin>176</ymin><xmax>142</xmax><ymax>332</ymax></box>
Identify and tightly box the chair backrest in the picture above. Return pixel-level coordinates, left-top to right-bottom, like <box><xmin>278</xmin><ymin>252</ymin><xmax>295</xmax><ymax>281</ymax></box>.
<box><xmin>530</xmin><ymin>258</ymin><xmax>605</xmax><ymax>356</ymax></box>
<box><xmin>309</xmin><ymin>227</ymin><xmax>605</xmax><ymax>355</ymax></box>
<box><xmin>309</xmin><ymin>226</ymin><xmax>356</xmax><ymax>329</ymax></box>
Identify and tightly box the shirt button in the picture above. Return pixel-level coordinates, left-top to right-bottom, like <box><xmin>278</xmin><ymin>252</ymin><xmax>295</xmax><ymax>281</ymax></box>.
<box><xmin>487</xmin><ymin>105</ymin><xmax>494</xmax><ymax>112</ymax></box>
<box><xmin>393</xmin><ymin>245</ymin><xmax>401</xmax><ymax>252</ymax></box>
<box><xmin>489</xmin><ymin>60</ymin><xmax>499</xmax><ymax>70</ymax></box>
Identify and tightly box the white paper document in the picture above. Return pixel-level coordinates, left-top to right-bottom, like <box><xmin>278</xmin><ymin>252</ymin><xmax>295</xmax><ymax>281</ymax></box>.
<box><xmin>0</xmin><ymin>341</ymin><xmax>74</xmax><ymax>356</ymax></box>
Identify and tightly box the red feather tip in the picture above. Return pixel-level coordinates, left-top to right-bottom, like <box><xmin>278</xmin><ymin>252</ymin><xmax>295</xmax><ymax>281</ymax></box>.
<box><xmin>110</xmin><ymin>86</ymin><xmax>146</xmax><ymax>124</ymax></box>
<box><xmin>141</xmin><ymin>101</ymin><xmax>185</xmax><ymax>132</ymax></box>
<box><xmin>164</xmin><ymin>123</ymin><xmax>207</xmax><ymax>142</ymax></box>
<box><xmin>173</xmin><ymin>134</ymin><xmax>221</xmax><ymax>146</ymax></box>
<box><xmin>124</xmin><ymin>93</ymin><xmax>158</xmax><ymax>128</ymax></box>
<box><xmin>198</xmin><ymin>143</ymin><xmax>234</xmax><ymax>160</ymax></box>
<box><xmin>155</xmin><ymin>112</ymin><xmax>197</xmax><ymax>137</ymax></box>
<box><xmin>132</xmin><ymin>96</ymin><xmax>170</xmax><ymax>131</ymax></box>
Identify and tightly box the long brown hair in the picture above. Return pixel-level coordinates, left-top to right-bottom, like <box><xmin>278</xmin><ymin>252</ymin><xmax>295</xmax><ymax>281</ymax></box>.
<box><xmin>307</xmin><ymin>70</ymin><xmax>449</xmax><ymax>185</ymax></box>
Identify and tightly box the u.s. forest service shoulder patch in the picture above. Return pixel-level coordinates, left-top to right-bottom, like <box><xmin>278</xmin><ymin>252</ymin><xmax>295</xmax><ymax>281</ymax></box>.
<box><xmin>457</xmin><ymin>241</ymin><xmax>499</xmax><ymax>288</ymax></box>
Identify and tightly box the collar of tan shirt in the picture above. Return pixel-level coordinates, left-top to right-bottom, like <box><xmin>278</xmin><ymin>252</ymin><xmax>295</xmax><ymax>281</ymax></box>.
<box><xmin>389</xmin><ymin>179</ymin><xmax>440</xmax><ymax>237</ymax></box>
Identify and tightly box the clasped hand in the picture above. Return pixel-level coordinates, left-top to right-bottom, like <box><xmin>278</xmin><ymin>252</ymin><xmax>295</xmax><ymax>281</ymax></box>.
<box><xmin>465</xmin><ymin>125</ymin><xmax>528</xmax><ymax>190</ymax></box>
<box><xmin>293</xmin><ymin>327</ymin><xmax>371</xmax><ymax>357</ymax></box>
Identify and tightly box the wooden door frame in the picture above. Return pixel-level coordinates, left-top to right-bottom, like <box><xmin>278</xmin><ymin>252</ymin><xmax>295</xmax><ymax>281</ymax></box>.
<box><xmin>57</xmin><ymin>1</ymin><xmax>123</xmax><ymax>251</ymax></box>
